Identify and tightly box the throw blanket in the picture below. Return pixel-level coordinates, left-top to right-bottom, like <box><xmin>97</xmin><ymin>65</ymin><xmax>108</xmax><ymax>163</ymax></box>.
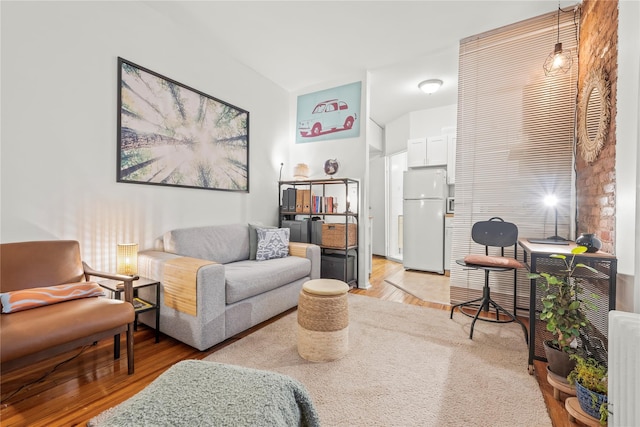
<box><xmin>162</xmin><ymin>257</ymin><xmax>215</xmax><ymax>316</ymax></box>
<box><xmin>88</xmin><ymin>360</ymin><xmax>321</xmax><ymax>427</ymax></box>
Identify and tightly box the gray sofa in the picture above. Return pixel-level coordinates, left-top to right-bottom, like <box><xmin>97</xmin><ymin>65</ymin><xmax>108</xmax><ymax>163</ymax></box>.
<box><xmin>137</xmin><ymin>223</ymin><xmax>320</xmax><ymax>351</ymax></box>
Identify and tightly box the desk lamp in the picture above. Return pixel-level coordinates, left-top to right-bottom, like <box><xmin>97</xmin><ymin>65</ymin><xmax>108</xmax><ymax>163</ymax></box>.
<box><xmin>544</xmin><ymin>195</ymin><xmax>565</xmax><ymax>241</ymax></box>
<box><xmin>527</xmin><ymin>194</ymin><xmax>569</xmax><ymax>245</ymax></box>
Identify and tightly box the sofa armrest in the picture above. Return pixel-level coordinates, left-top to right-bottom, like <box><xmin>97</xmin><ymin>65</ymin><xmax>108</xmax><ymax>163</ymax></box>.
<box><xmin>289</xmin><ymin>242</ymin><xmax>320</xmax><ymax>280</ymax></box>
<box><xmin>137</xmin><ymin>250</ymin><xmax>228</xmax><ymax>349</ymax></box>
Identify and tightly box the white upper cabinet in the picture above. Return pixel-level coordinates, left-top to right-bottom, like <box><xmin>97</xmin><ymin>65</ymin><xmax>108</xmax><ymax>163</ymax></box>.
<box><xmin>426</xmin><ymin>136</ymin><xmax>447</xmax><ymax>166</ymax></box>
<box><xmin>407</xmin><ymin>137</ymin><xmax>426</xmax><ymax>168</ymax></box>
<box><xmin>407</xmin><ymin>136</ymin><xmax>448</xmax><ymax>168</ymax></box>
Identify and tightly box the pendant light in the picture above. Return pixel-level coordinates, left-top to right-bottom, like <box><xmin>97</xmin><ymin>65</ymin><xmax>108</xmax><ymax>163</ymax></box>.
<box><xmin>543</xmin><ymin>5</ymin><xmax>572</xmax><ymax>76</ymax></box>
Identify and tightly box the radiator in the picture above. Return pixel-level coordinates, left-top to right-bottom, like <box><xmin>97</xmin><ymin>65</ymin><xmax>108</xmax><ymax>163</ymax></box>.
<box><xmin>608</xmin><ymin>310</ymin><xmax>640</xmax><ymax>427</ymax></box>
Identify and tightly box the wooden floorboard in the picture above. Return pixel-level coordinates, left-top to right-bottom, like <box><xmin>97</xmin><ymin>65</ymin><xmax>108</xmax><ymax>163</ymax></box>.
<box><xmin>1</xmin><ymin>256</ymin><xmax>575</xmax><ymax>426</ymax></box>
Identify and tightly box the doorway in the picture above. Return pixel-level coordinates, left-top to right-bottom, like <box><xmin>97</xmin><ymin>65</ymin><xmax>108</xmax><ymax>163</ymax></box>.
<box><xmin>387</xmin><ymin>151</ymin><xmax>406</xmax><ymax>262</ymax></box>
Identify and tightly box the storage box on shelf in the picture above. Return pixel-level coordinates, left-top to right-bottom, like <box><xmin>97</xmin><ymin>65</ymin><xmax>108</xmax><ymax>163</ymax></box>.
<box><xmin>321</xmin><ymin>254</ymin><xmax>356</xmax><ymax>282</ymax></box>
<box><xmin>322</xmin><ymin>223</ymin><xmax>357</xmax><ymax>249</ymax></box>
<box><xmin>279</xmin><ymin>178</ymin><xmax>359</xmax><ymax>287</ymax></box>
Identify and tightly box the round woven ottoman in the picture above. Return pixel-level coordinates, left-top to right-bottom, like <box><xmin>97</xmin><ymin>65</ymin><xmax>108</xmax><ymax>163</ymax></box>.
<box><xmin>297</xmin><ymin>279</ymin><xmax>350</xmax><ymax>362</ymax></box>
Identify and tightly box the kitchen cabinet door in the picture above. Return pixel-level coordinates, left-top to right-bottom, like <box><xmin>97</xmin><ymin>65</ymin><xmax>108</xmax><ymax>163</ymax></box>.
<box><xmin>407</xmin><ymin>138</ymin><xmax>426</xmax><ymax>168</ymax></box>
<box><xmin>426</xmin><ymin>136</ymin><xmax>447</xmax><ymax>166</ymax></box>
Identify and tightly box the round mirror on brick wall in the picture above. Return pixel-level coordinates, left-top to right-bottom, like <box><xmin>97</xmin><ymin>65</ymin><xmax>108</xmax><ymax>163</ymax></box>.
<box><xmin>577</xmin><ymin>69</ymin><xmax>611</xmax><ymax>162</ymax></box>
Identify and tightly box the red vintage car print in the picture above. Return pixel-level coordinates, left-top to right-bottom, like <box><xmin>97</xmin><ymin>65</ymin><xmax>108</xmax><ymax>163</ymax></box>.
<box><xmin>298</xmin><ymin>99</ymin><xmax>357</xmax><ymax>137</ymax></box>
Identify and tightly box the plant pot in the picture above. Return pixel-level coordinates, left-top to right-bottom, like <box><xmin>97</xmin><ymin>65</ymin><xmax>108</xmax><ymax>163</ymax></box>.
<box><xmin>575</xmin><ymin>381</ymin><xmax>607</xmax><ymax>420</ymax></box>
<box><xmin>543</xmin><ymin>340</ymin><xmax>576</xmax><ymax>378</ymax></box>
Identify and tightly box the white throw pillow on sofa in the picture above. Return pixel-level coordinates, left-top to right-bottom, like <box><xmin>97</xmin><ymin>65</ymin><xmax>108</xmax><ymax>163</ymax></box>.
<box><xmin>256</xmin><ymin>228</ymin><xmax>290</xmax><ymax>261</ymax></box>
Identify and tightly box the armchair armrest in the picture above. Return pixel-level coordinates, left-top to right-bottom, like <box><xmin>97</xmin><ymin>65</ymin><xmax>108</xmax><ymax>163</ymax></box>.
<box><xmin>82</xmin><ymin>261</ymin><xmax>138</xmax><ymax>303</ymax></box>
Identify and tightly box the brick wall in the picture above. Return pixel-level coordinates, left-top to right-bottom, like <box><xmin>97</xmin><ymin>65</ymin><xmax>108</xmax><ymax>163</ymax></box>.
<box><xmin>576</xmin><ymin>0</ymin><xmax>618</xmax><ymax>253</ymax></box>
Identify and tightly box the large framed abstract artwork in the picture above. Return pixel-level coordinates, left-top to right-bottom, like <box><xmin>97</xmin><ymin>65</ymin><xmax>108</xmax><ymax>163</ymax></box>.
<box><xmin>117</xmin><ymin>57</ymin><xmax>249</xmax><ymax>192</ymax></box>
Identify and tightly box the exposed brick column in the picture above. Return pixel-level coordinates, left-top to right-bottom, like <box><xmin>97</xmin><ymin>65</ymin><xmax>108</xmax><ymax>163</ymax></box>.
<box><xmin>576</xmin><ymin>0</ymin><xmax>618</xmax><ymax>254</ymax></box>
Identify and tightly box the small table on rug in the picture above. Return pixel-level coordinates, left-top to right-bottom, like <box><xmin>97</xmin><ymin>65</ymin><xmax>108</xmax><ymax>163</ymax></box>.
<box><xmin>98</xmin><ymin>277</ymin><xmax>161</xmax><ymax>343</ymax></box>
<box><xmin>518</xmin><ymin>238</ymin><xmax>617</xmax><ymax>375</ymax></box>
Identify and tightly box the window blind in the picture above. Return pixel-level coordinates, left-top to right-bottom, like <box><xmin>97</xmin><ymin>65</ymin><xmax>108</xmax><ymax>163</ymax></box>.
<box><xmin>451</xmin><ymin>8</ymin><xmax>579</xmax><ymax>312</ymax></box>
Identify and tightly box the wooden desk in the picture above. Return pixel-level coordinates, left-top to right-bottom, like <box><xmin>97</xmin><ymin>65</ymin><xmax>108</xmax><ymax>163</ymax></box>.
<box><xmin>518</xmin><ymin>238</ymin><xmax>617</xmax><ymax>374</ymax></box>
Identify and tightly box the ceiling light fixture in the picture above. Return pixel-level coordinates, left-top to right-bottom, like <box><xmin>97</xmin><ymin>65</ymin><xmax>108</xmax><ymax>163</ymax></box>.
<box><xmin>418</xmin><ymin>79</ymin><xmax>443</xmax><ymax>94</ymax></box>
<box><xmin>543</xmin><ymin>4</ymin><xmax>572</xmax><ymax>76</ymax></box>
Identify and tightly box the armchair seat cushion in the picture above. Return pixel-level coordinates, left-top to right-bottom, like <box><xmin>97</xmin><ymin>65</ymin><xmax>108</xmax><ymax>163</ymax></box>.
<box><xmin>225</xmin><ymin>257</ymin><xmax>311</xmax><ymax>304</ymax></box>
<box><xmin>1</xmin><ymin>297</ymin><xmax>134</xmax><ymax>363</ymax></box>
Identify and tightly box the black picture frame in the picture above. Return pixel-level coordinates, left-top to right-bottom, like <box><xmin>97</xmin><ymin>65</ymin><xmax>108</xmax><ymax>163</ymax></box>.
<box><xmin>117</xmin><ymin>57</ymin><xmax>249</xmax><ymax>192</ymax></box>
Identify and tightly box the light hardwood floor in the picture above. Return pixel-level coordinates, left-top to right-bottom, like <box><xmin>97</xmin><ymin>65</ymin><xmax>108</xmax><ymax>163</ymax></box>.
<box><xmin>1</xmin><ymin>256</ymin><xmax>575</xmax><ymax>426</ymax></box>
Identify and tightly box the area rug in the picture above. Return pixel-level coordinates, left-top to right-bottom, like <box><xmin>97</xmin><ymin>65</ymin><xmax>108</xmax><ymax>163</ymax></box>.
<box><xmin>204</xmin><ymin>294</ymin><xmax>551</xmax><ymax>427</ymax></box>
<box><xmin>384</xmin><ymin>269</ymin><xmax>450</xmax><ymax>304</ymax></box>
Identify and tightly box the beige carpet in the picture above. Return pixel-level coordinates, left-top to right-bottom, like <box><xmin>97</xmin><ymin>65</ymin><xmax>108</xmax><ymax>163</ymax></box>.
<box><xmin>204</xmin><ymin>294</ymin><xmax>550</xmax><ymax>427</ymax></box>
<box><xmin>385</xmin><ymin>269</ymin><xmax>450</xmax><ymax>305</ymax></box>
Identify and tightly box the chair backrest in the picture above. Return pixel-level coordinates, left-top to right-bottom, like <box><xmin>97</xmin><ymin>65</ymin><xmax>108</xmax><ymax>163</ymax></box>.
<box><xmin>0</xmin><ymin>240</ymin><xmax>85</xmax><ymax>292</ymax></box>
<box><xmin>471</xmin><ymin>217</ymin><xmax>518</xmax><ymax>249</ymax></box>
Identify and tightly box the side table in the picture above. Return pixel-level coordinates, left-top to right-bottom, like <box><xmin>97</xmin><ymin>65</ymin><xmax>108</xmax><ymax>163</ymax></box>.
<box><xmin>518</xmin><ymin>238</ymin><xmax>617</xmax><ymax>374</ymax></box>
<box><xmin>98</xmin><ymin>277</ymin><xmax>160</xmax><ymax>343</ymax></box>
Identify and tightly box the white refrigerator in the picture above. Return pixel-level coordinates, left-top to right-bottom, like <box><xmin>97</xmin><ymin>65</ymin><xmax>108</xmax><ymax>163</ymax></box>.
<box><xmin>402</xmin><ymin>168</ymin><xmax>447</xmax><ymax>273</ymax></box>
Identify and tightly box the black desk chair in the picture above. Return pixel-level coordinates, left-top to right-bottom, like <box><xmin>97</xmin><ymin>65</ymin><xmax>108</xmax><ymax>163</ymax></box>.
<box><xmin>450</xmin><ymin>217</ymin><xmax>528</xmax><ymax>343</ymax></box>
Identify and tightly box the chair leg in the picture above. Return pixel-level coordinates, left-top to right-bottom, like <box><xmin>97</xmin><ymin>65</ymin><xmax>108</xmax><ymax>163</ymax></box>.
<box><xmin>450</xmin><ymin>296</ymin><xmax>484</xmax><ymax>319</ymax></box>
<box><xmin>114</xmin><ymin>333</ymin><xmax>120</xmax><ymax>359</ymax></box>
<box><xmin>450</xmin><ymin>276</ymin><xmax>528</xmax><ymax>344</ymax></box>
<box><xmin>127</xmin><ymin>322</ymin><xmax>135</xmax><ymax>375</ymax></box>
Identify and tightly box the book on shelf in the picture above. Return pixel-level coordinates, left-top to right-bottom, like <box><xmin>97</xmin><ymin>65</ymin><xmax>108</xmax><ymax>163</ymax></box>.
<box><xmin>133</xmin><ymin>297</ymin><xmax>152</xmax><ymax>310</ymax></box>
<box><xmin>311</xmin><ymin>195</ymin><xmax>334</xmax><ymax>214</ymax></box>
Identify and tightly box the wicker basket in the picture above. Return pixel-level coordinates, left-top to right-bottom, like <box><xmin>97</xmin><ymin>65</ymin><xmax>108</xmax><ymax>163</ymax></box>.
<box><xmin>321</xmin><ymin>223</ymin><xmax>357</xmax><ymax>248</ymax></box>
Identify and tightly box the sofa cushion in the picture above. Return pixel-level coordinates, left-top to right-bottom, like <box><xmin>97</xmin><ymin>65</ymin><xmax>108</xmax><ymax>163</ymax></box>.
<box><xmin>225</xmin><ymin>257</ymin><xmax>311</xmax><ymax>304</ymax></box>
<box><xmin>1</xmin><ymin>282</ymin><xmax>105</xmax><ymax>313</ymax></box>
<box><xmin>256</xmin><ymin>228</ymin><xmax>289</xmax><ymax>261</ymax></box>
<box><xmin>163</xmin><ymin>224</ymin><xmax>250</xmax><ymax>264</ymax></box>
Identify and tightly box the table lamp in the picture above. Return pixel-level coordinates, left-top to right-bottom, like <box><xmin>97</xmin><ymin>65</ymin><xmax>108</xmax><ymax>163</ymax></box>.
<box><xmin>116</xmin><ymin>243</ymin><xmax>138</xmax><ymax>275</ymax></box>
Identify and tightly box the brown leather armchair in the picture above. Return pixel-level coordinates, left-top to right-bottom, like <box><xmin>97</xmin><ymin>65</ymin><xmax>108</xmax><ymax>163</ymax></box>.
<box><xmin>0</xmin><ymin>240</ymin><xmax>136</xmax><ymax>374</ymax></box>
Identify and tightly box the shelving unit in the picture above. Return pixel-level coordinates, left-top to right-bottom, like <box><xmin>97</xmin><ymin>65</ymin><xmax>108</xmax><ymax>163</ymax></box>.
<box><xmin>278</xmin><ymin>178</ymin><xmax>359</xmax><ymax>287</ymax></box>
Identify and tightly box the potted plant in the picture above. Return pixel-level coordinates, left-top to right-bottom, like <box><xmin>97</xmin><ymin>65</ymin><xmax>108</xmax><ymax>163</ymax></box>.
<box><xmin>529</xmin><ymin>246</ymin><xmax>599</xmax><ymax>377</ymax></box>
<box><xmin>567</xmin><ymin>354</ymin><xmax>608</xmax><ymax>424</ymax></box>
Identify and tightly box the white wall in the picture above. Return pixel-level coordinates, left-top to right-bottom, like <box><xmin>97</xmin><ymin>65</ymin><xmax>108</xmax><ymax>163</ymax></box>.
<box><xmin>384</xmin><ymin>114</ymin><xmax>411</xmax><ymax>155</ymax></box>
<box><xmin>288</xmin><ymin>74</ymin><xmax>370</xmax><ymax>288</ymax></box>
<box><xmin>0</xmin><ymin>2</ymin><xmax>289</xmax><ymax>270</ymax></box>
<box><xmin>408</xmin><ymin>104</ymin><xmax>457</xmax><ymax>138</ymax></box>
<box><xmin>367</xmin><ymin>118</ymin><xmax>383</xmax><ymax>154</ymax></box>
<box><xmin>616</xmin><ymin>0</ymin><xmax>640</xmax><ymax>313</ymax></box>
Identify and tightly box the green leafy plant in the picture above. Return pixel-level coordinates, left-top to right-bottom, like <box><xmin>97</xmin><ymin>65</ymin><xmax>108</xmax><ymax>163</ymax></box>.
<box><xmin>567</xmin><ymin>354</ymin><xmax>609</xmax><ymax>425</ymax></box>
<box><xmin>529</xmin><ymin>246</ymin><xmax>599</xmax><ymax>353</ymax></box>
